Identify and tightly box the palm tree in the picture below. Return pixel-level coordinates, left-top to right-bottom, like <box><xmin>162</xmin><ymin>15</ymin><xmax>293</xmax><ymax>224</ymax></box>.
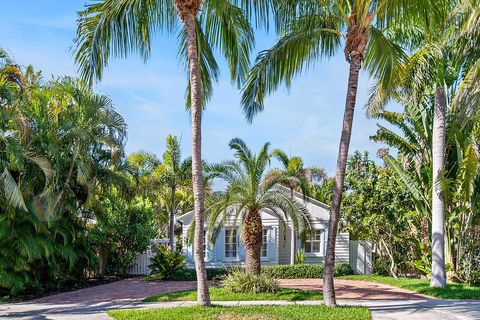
<box><xmin>240</xmin><ymin>0</ymin><xmax>427</xmax><ymax>306</ymax></box>
<box><xmin>367</xmin><ymin>0</ymin><xmax>480</xmax><ymax>287</ymax></box>
<box><xmin>155</xmin><ymin>135</ymin><xmax>192</xmax><ymax>251</ymax></box>
<box><xmin>73</xmin><ymin>0</ymin><xmax>256</xmax><ymax>306</ymax></box>
<box><xmin>205</xmin><ymin>138</ymin><xmax>311</xmax><ymax>274</ymax></box>
<box><xmin>267</xmin><ymin>149</ymin><xmax>326</xmax><ymax>264</ymax></box>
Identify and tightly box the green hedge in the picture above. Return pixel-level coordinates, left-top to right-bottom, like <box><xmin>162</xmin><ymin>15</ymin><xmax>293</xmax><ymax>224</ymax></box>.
<box><xmin>261</xmin><ymin>263</ymin><xmax>353</xmax><ymax>279</ymax></box>
<box><xmin>166</xmin><ymin>263</ymin><xmax>353</xmax><ymax>281</ymax></box>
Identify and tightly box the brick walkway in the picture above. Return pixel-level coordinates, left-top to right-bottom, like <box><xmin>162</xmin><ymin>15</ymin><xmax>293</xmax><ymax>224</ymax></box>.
<box><xmin>278</xmin><ymin>279</ymin><xmax>432</xmax><ymax>300</ymax></box>
<box><xmin>30</xmin><ymin>277</ymin><xmax>430</xmax><ymax>304</ymax></box>
<box><xmin>32</xmin><ymin>278</ymin><xmax>197</xmax><ymax>303</ymax></box>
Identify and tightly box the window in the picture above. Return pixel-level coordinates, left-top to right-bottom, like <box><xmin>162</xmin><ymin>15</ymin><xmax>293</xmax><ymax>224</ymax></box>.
<box><xmin>304</xmin><ymin>229</ymin><xmax>323</xmax><ymax>255</ymax></box>
<box><xmin>225</xmin><ymin>229</ymin><xmax>237</xmax><ymax>258</ymax></box>
<box><xmin>261</xmin><ymin>228</ymin><xmax>268</xmax><ymax>257</ymax></box>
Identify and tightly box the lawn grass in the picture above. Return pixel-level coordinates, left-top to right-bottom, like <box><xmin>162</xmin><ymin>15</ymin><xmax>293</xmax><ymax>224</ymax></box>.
<box><xmin>108</xmin><ymin>305</ymin><xmax>370</xmax><ymax>320</ymax></box>
<box><xmin>339</xmin><ymin>274</ymin><xmax>480</xmax><ymax>299</ymax></box>
<box><xmin>143</xmin><ymin>287</ymin><xmax>323</xmax><ymax>302</ymax></box>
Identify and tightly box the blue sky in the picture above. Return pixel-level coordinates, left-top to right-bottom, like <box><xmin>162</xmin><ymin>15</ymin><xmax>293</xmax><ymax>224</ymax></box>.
<box><xmin>0</xmin><ymin>1</ymin><xmax>387</xmax><ymax>176</ymax></box>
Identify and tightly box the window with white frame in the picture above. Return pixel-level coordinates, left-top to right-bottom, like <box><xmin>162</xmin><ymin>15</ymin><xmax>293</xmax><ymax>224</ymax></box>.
<box><xmin>304</xmin><ymin>229</ymin><xmax>323</xmax><ymax>255</ymax></box>
<box><xmin>224</xmin><ymin>229</ymin><xmax>237</xmax><ymax>258</ymax></box>
<box><xmin>261</xmin><ymin>228</ymin><xmax>268</xmax><ymax>257</ymax></box>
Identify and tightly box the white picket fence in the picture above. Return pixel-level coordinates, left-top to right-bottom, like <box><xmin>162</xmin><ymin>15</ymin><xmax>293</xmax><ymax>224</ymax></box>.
<box><xmin>349</xmin><ymin>240</ymin><xmax>373</xmax><ymax>275</ymax></box>
<box><xmin>128</xmin><ymin>238</ymin><xmax>169</xmax><ymax>276</ymax></box>
<box><xmin>128</xmin><ymin>252</ymin><xmax>154</xmax><ymax>275</ymax></box>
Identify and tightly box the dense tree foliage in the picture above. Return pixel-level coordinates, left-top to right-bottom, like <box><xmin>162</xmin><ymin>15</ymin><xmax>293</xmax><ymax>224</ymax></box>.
<box><xmin>0</xmin><ymin>54</ymin><xmax>155</xmax><ymax>296</ymax></box>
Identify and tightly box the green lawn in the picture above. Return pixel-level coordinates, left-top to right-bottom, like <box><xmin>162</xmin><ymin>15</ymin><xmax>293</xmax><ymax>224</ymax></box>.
<box><xmin>339</xmin><ymin>275</ymin><xmax>480</xmax><ymax>299</ymax></box>
<box><xmin>144</xmin><ymin>287</ymin><xmax>323</xmax><ymax>302</ymax></box>
<box><xmin>109</xmin><ymin>305</ymin><xmax>370</xmax><ymax>320</ymax></box>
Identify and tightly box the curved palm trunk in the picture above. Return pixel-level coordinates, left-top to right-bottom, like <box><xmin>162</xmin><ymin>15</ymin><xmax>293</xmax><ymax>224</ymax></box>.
<box><xmin>324</xmin><ymin>54</ymin><xmax>362</xmax><ymax>307</ymax></box>
<box><xmin>244</xmin><ymin>210</ymin><xmax>263</xmax><ymax>275</ymax></box>
<box><xmin>184</xmin><ymin>12</ymin><xmax>210</xmax><ymax>306</ymax></box>
<box><xmin>431</xmin><ymin>85</ymin><xmax>446</xmax><ymax>288</ymax></box>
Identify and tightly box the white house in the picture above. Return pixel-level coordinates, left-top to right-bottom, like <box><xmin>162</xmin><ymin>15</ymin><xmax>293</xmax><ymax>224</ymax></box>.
<box><xmin>177</xmin><ymin>190</ymin><xmax>372</xmax><ymax>274</ymax></box>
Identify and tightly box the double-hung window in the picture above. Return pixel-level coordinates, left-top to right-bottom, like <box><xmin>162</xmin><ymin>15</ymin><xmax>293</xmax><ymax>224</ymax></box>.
<box><xmin>224</xmin><ymin>229</ymin><xmax>237</xmax><ymax>258</ymax></box>
<box><xmin>304</xmin><ymin>229</ymin><xmax>323</xmax><ymax>255</ymax></box>
<box><xmin>261</xmin><ymin>228</ymin><xmax>268</xmax><ymax>257</ymax></box>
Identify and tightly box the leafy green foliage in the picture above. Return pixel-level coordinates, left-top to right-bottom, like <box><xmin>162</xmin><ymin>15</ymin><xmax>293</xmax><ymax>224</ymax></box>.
<box><xmin>295</xmin><ymin>249</ymin><xmax>306</xmax><ymax>265</ymax></box>
<box><xmin>222</xmin><ymin>271</ymin><xmax>279</xmax><ymax>294</ymax></box>
<box><xmin>0</xmin><ymin>51</ymin><xmax>158</xmax><ymax>297</ymax></box>
<box><xmin>88</xmin><ymin>196</ymin><xmax>157</xmax><ymax>276</ymax></box>
<box><xmin>261</xmin><ymin>263</ymin><xmax>353</xmax><ymax>279</ymax></box>
<box><xmin>148</xmin><ymin>247</ymin><xmax>186</xmax><ymax>280</ymax></box>
<box><xmin>341</xmin><ymin>151</ymin><xmax>419</xmax><ymax>277</ymax></box>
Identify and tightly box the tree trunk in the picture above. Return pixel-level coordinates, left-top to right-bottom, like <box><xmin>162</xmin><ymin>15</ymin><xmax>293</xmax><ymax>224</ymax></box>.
<box><xmin>169</xmin><ymin>188</ymin><xmax>176</xmax><ymax>252</ymax></box>
<box><xmin>290</xmin><ymin>227</ymin><xmax>296</xmax><ymax>265</ymax></box>
<box><xmin>431</xmin><ymin>85</ymin><xmax>447</xmax><ymax>288</ymax></box>
<box><xmin>290</xmin><ymin>188</ymin><xmax>296</xmax><ymax>265</ymax></box>
<box><xmin>184</xmin><ymin>13</ymin><xmax>210</xmax><ymax>306</ymax></box>
<box><xmin>244</xmin><ymin>210</ymin><xmax>263</xmax><ymax>275</ymax></box>
<box><xmin>323</xmin><ymin>54</ymin><xmax>362</xmax><ymax>307</ymax></box>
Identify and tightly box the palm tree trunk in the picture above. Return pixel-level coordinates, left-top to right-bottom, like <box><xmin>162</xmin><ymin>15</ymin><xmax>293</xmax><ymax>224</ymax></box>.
<box><xmin>184</xmin><ymin>13</ymin><xmax>211</xmax><ymax>306</ymax></box>
<box><xmin>431</xmin><ymin>85</ymin><xmax>447</xmax><ymax>288</ymax></box>
<box><xmin>244</xmin><ymin>210</ymin><xmax>263</xmax><ymax>275</ymax></box>
<box><xmin>324</xmin><ymin>53</ymin><xmax>362</xmax><ymax>307</ymax></box>
<box><xmin>290</xmin><ymin>227</ymin><xmax>296</xmax><ymax>265</ymax></box>
<box><xmin>169</xmin><ymin>187</ymin><xmax>176</xmax><ymax>251</ymax></box>
<box><xmin>290</xmin><ymin>188</ymin><xmax>296</xmax><ymax>265</ymax></box>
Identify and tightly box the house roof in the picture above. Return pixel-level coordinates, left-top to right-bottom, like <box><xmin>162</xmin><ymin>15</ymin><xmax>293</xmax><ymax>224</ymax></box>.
<box><xmin>177</xmin><ymin>186</ymin><xmax>331</xmax><ymax>225</ymax></box>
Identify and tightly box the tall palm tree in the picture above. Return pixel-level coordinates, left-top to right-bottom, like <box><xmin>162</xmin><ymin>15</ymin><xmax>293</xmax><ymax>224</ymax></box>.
<box><xmin>206</xmin><ymin>138</ymin><xmax>311</xmax><ymax>274</ymax></box>
<box><xmin>267</xmin><ymin>149</ymin><xmax>326</xmax><ymax>264</ymax></box>
<box><xmin>240</xmin><ymin>0</ymin><xmax>426</xmax><ymax>306</ymax></box>
<box><xmin>73</xmin><ymin>0</ymin><xmax>256</xmax><ymax>306</ymax></box>
<box><xmin>367</xmin><ymin>0</ymin><xmax>480</xmax><ymax>287</ymax></box>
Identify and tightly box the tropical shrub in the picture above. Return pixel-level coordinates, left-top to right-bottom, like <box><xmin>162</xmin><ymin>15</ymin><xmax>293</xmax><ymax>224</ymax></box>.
<box><xmin>148</xmin><ymin>247</ymin><xmax>186</xmax><ymax>280</ymax></box>
<box><xmin>222</xmin><ymin>271</ymin><xmax>279</xmax><ymax>293</ymax></box>
<box><xmin>295</xmin><ymin>249</ymin><xmax>306</xmax><ymax>265</ymax></box>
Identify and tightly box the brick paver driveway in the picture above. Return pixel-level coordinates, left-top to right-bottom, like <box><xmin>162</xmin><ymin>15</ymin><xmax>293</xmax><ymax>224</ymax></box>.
<box><xmin>278</xmin><ymin>279</ymin><xmax>432</xmax><ymax>300</ymax></box>
<box><xmin>32</xmin><ymin>278</ymin><xmax>197</xmax><ymax>304</ymax></box>
<box><xmin>31</xmin><ymin>277</ymin><xmax>429</xmax><ymax>304</ymax></box>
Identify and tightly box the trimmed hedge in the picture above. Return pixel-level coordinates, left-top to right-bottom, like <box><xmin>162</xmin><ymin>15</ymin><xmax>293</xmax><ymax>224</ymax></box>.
<box><xmin>261</xmin><ymin>263</ymin><xmax>353</xmax><ymax>279</ymax></box>
<box><xmin>166</xmin><ymin>263</ymin><xmax>353</xmax><ymax>281</ymax></box>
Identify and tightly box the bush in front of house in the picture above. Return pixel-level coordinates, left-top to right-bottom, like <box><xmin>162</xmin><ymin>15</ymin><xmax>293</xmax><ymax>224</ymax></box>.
<box><xmin>160</xmin><ymin>263</ymin><xmax>354</xmax><ymax>281</ymax></box>
<box><xmin>147</xmin><ymin>247</ymin><xmax>186</xmax><ymax>280</ymax></box>
<box><xmin>222</xmin><ymin>271</ymin><xmax>279</xmax><ymax>293</ymax></box>
<box><xmin>261</xmin><ymin>263</ymin><xmax>354</xmax><ymax>279</ymax></box>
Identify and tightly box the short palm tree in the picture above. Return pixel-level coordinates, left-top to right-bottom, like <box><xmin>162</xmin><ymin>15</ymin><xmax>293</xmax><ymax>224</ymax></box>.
<box><xmin>206</xmin><ymin>138</ymin><xmax>311</xmax><ymax>275</ymax></box>
<box><xmin>240</xmin><ymin>0</ymin><xmax>428</xmax><ymax>306</ymax></box>
<box><xmin>267</xmin><ymin>149</ymin><xmax>326</xmax><ymax>264</ymax></box>
<box><xmin>72</xmin><ymin>0</ymin><xmax>256</xmax><ymax>306</ymax></box>
<box><xmin>155</xmin><ymin>135</ymin><xmax>192</xmax><ymax>251</ymax></box>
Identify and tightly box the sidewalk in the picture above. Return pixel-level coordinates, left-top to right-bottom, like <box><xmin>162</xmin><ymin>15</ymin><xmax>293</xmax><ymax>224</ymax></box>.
<box><xmin>1</xmin><ymin>299</ymin><xmax>480</xmax><ymax>320</ymax></box>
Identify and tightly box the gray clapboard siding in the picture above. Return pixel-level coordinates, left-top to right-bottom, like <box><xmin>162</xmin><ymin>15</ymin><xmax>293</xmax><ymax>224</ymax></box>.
<box><xmin>335</xmin><ymin>233</ymin><xmax>350</xmax><ymax>263</ymax></box>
